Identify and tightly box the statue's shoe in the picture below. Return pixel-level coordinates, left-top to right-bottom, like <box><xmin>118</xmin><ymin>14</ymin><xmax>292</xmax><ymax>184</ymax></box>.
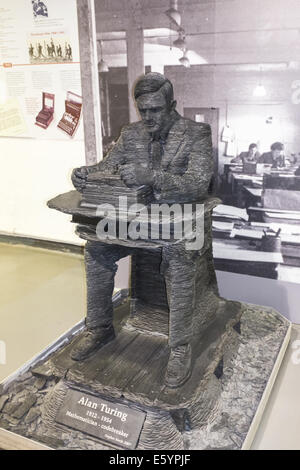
<box><xmin>71</xmin><ymin>326</ymin><xmax>115</xmax><ymax>361</ymax></box>
<box><xmin>164</xmin><ymin>343</ymin><xmax>192</xmax><ymax>388</ymax></box>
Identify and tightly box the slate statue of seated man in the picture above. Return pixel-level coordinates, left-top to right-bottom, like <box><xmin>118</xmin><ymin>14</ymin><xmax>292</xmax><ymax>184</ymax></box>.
<box><xmin>71</xmin><ymin>72</ymin><xmax>214</xmax><ymax>388</ymax></box>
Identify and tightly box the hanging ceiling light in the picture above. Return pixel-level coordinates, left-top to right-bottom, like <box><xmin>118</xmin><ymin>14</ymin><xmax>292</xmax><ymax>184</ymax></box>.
<box><xmin>179</xmin><ymin>49</ymin><xmax>190</xmax><ymax>68</ymax></box>
<box><xmin>253</xmin><ymin>84</ymin><xmax>266</xmax><ymax>97</ymax></box>
<box><xmin>98</xmin><ymin>40</ymin><xmax>109</xmax><ymax>73</ymax></box>
<box><xmin>253</xmin><ymin>66</ymin><xmax>266</xmax><ymax>97</ymax></box>
<box><xmin>99</xmin><ymin>59</ymin><xmax>109</xmax><ymax>73</ymax></box>
<box><xmin>165</xmin><ymin>0</ymin><xmax>181</xmax><ymax>27</ymax></box>
<box><xmin>173</xmin><ymin>31</ymin><xmax>186</xmax><ymax>50</ymax></box>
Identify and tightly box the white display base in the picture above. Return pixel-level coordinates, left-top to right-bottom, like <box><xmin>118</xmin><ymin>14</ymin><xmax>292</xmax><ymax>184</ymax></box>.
<box><xmin>242</xmin><ymin>322</ymin><xmax>291</xmax><ymax>449</ymax></box>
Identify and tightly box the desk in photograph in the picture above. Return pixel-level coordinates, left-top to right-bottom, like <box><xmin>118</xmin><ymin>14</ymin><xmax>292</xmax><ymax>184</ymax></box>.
<box><xmin>230</xmin><ymin>173</ymin><xmax>263</xmax><ymax>208</ymax></box>
<box><xmin>243</xmin><ymin>186</ymin><xmax>263</xmax><ymax>208</ymax></box>
<box><xmin>226</xmin><ymin>168</ymin><xmax>298</xmax><ymax>208</ymax></box>
<box><xmin>223</xmin><ymin>163</ymin><xmax>242</xmax><ymax>180</ymax></box>
<box><xmin>213</xmin><ymin>209</ymin><xmax>300</xmax><ymax>279</ymax></box>
<box><xmin>213</xmin><ymin>238</ymin><xmax>282</xmax><ymax>279</ymax></box>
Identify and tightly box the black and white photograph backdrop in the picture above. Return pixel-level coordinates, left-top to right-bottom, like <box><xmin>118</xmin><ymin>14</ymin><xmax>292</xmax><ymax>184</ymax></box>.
<box><xmin>92</xmin><ymin>0</ymin><xmax>300</xmax><ymax>285</ymax></box>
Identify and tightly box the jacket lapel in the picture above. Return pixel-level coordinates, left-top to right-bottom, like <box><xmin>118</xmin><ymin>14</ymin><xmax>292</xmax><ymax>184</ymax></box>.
<box><xmin>161</xmin><ymin>117</ymin><xmax>187</xmax><ymax>170</ymax></box>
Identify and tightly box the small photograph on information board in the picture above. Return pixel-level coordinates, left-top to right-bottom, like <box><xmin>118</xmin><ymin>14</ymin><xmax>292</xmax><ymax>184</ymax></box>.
<box><xmin>28</xmin><ymin>33</ymin><xmax>73</xmax><ymax>65</ymax></box>
<box><xmin>31</xmin><ymin>0</ymin><xmax>48</xmax><ymax>19</ymax></box>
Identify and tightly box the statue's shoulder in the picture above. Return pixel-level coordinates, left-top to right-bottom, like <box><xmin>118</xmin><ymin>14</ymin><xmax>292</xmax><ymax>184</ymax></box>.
<box><xmin>120</xmin><ymin>121</ymin><xmax>144</xmax><ymax>138</ymax></box>
<box><xmin>180</xmin><ymin>117</ymin><xmax>211</xmax><ymax>134</ymax></box>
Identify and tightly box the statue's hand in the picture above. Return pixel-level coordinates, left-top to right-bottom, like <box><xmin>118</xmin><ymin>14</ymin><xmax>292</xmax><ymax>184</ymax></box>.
<box><xmin>120</xmin><ymin>164</ymin><xmax>154</xmax><ymax>187</ymax></box>
<box><xmin>71</xmin><ymin>166</ymin><xmax>89</xmax><ymax>192</ymax></box>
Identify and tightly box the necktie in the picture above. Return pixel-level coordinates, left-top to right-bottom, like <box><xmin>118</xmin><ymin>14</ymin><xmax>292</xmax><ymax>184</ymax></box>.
<box><xmin>150</xmin><ymin>138</ymin><xmax>163</xmax><ymax>171</ymax></box>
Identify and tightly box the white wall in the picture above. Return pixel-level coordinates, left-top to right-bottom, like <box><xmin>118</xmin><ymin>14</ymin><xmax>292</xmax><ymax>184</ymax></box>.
<box><xmin>0</xmin><ymin>137</ymin><xmax>86</xmax><ymax>245</ymax></box>
<box><xmin>0</xmin><ymin>135</ymin><xmax>131</xmax><ymax>288</ymax></box>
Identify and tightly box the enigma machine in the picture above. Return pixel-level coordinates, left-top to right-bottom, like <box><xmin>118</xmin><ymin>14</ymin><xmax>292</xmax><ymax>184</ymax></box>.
<box><xmin>35</xmin><ymin>92</ymin><xmax>55</xmax><ymax>129</ymax></box>
<box><xmin>57</xmin><ymin>91</ymin><xmax>82</xmax><ymax>137</ymax></box>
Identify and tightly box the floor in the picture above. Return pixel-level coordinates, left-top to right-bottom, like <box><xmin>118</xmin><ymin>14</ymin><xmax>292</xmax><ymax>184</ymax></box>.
<box><xmin>0</xmin><ymin>242</ymin><xmax>299</xmax><ymax>450</ymax></box>
<box><xmin>0</xmin><ymin>243</ymin><xmax>86</xmax><ymax>382</ymax></box>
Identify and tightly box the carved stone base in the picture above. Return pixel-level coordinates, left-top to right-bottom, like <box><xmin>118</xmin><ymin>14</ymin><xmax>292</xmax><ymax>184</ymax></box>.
<box><xmin>0</xmin><ymin>300</ymin><xmax>290</xmax><ymax>450</ymax></box>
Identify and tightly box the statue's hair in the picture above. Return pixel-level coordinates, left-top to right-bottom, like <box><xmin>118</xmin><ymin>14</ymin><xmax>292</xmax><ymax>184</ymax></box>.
<box><xmin>134</xmin><ymin>72</ymin><xmax>174</xmax><ymax>106</ymax></box>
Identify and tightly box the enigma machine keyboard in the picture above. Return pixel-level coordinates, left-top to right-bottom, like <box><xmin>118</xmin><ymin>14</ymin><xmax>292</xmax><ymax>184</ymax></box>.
<box><xmin>35</xmin><ymin>92</ymin><xmax>55</xmax><ymax>129</ymax></box>
<box><xmin>57</xmin><ymin>91</ymin><xmax>82</xmax><ymax>137</ymax></box>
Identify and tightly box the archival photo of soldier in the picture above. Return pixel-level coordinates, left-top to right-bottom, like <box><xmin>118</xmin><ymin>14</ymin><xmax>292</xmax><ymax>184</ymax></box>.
<box><xmin>31</xmin><ymin>0</ymin><xmax>48</xmax><ymax>19</ymax></box>
<box><xmin>28</xmin><ymin>34</ymin><xmax>73</xmax><ymax>64</ymax></box>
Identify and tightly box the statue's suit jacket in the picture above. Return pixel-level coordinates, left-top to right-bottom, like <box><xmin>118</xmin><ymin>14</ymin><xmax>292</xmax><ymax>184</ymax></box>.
<box><xmin>93</xmin><ymin>113</ymin><xmax>214</xmax><ymax>204</ymax></box>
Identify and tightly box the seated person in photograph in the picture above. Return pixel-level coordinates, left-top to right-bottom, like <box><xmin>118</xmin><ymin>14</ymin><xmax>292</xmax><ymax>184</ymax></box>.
<box><xmin>230</xmin><ymin>143</ymin><xmax>260</xmax><ymax>164</ymax></box>
<box><xmin>258</xmin><ymin>142</ymin><xmax>287</xmax><ymax>168</ymax></box>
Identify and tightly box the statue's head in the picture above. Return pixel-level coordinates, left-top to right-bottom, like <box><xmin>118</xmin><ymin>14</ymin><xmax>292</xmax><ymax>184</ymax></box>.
<box><xmin>134</xmin><ymin>73</ymin><xmax>176</xmax><ymax>134</ymax></box>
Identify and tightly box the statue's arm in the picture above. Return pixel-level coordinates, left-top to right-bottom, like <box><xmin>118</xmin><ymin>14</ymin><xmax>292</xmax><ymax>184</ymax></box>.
<box><xmin>96</xmin><ymin>132</ymin><xmax>126</xmax><ymax>173</ymax></box>
<box><xmin>71</xmin><ymin>131</ymin><xmax>126</xmax><ymax>191</ymax></box>
<box><xmin>152</xmin><ymin>124</ymin><xmax>213</xmax><ymax>202</ymax></box>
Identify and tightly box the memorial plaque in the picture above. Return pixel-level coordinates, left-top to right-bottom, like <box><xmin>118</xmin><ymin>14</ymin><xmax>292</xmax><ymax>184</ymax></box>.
<box><xmin>55</xmin><ymin>388</ymin><xmax>146</xmax><ymax>449</ymax></box>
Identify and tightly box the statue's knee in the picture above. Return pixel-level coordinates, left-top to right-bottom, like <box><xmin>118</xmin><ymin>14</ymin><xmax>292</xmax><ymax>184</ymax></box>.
<box><xmin>85</xmin><ymin>243</ymin><xmax>120</xmax><ymax>272</ymax></box>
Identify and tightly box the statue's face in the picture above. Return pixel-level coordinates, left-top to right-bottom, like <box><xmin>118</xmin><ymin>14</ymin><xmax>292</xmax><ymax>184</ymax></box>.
<box><xmin>136</xmin><ymin>90</ymin><xmax>173</xmax><ymax>134</ymax></box>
